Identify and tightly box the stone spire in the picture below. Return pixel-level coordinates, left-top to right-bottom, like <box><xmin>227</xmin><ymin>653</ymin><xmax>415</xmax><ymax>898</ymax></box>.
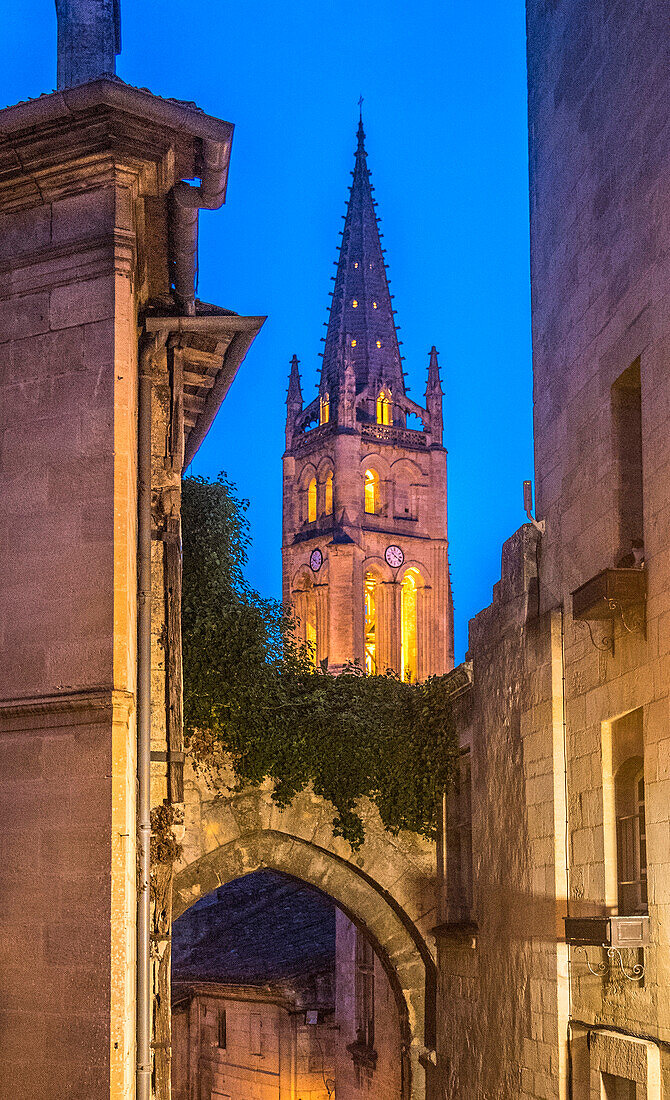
<box><xmin>425</xmin><ymin>346</ymin><xmax>444</xmax><ymax>445</ymax></box>
<box><xmin>285</xmin><ymin>354</ymin><xmax>303</xmax><ymax>448</ymax></box>
<box><xmin>320</xmin><ymin>112</ymin><xmax>404</xmax><ymax>401</ymax></box>
<box><xmin>55</xmin><ymin>0</ymin><xmax>121</xmax><ymax>90</ymax></box>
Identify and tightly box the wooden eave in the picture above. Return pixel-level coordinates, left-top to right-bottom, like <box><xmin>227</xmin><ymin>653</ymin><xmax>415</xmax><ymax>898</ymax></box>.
<box><xmin>145</xmin><ymin>314</ymin><xmax>266</xmax><ymax>468</ymax></box>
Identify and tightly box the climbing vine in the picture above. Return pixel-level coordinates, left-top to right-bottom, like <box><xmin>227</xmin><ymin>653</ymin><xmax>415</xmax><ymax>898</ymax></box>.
<box><xmin>181</xmin><ymin>473</ymin><xmax>458</xmax><ymax>849</ymax></box>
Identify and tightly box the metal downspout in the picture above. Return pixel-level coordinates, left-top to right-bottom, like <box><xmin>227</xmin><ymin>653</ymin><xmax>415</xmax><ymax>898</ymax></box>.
<box><xmin>137</xmin><ymin>338</ymin><xmax>155</xmax><ymax>1100</ymax></box>
<box><xmin>169</xmin><ymin>138</ymin><xmax>231</xmax><ymax>315</ymax></box>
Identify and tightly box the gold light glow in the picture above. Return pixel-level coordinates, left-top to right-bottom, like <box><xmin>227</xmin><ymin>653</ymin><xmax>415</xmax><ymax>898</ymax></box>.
<box><xmin>308</xmin><ymin>477</ymin><xmax>317</xmax><ymax>523</ymax></box>
<box><xmin>325</xmin><ymin>472</ymin><xmax>333</xmax><ymax>516</ymax></box>
<box><xmin>320</xmin><ymin>393</ymin><xmax>330</xmax><ymax>425</ymax></box>
<box><xmin>376</xmin><ymin>389</ymin><xmax>392</xmax><ymax>425</ymax></box>
<box><xmin>364</xmin><ymin>573</ymin><xmax>377</xmax><ymax>674</ymax></box>
<box><xmin>401</xmin><ymin>570</ymin><xmax>420</xmax><ymax>682</ymax></box>
<box><xmin>364</xmin><ymin>469</ymin><xmax>378</xmax><ymax>515</ymax></box>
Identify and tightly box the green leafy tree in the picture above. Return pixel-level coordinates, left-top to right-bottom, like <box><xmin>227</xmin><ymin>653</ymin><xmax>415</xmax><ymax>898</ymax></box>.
<box><xmin>182</xmin><ymin>473</ymin><xmax>458</xmax><ymax>848</ymax></box>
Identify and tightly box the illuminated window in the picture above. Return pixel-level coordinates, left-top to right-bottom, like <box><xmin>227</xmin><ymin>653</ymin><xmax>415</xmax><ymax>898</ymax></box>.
<box><xmin>364</xmin><ymin>469</ymin><xmax>378</xmax><ymax>515</ymax></box>
<box><xmin>353</xmin><ymin>299</ymin><xmax>358</xmax><ymax>308</ymax></box>
<box><xmin>306</xmin><ymin>603</ymin><xmax>317</xmax><ymax>664</ymax></box>
<box><xmin>376</xmin><ymin>340</ymin><xmax>382</xmax><ymax>348</ymax></box>
<box><xmin>376</xmin><ymin>389</ymin><xmax>392</xmax><ymax>425</ymax></box>
<box><xmin>364</xmin><ymin>573</ymin><xmax>377</xmax><ymax>674</ymax></box>
<box><xmin>354</xmin><ymin>261</ymin><xmax>359</xmax><ymax>268</ymax></box>
<box><xmin>373</xmin><ymin>301</ymin><xmax>377</xmax><ymax>309</ymax></box>
<box><xmin>351</xmin><ymin>339</ymin><xmax>357</xmax><ymax>347</ymax></box>
<box><xmin>320</xmin><ymin>392</ymin><xmax>330</xmax><ymax>425</ymax></box>
<box><xmin>308</xmin><ymin>477</ymin><xmax>317</xmax><ymax>523</ymax></box>
<box><xmin>325</xmin><ymin>472</ymin><xmax>333</xmax><ymax>516</ymax></box>
<box><xmin>401</xmin><ymin>570</ymin><xmax>421</xmax><ymax>682</ymax></box>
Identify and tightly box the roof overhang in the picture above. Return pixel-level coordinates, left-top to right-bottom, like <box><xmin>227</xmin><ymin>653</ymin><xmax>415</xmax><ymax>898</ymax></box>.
<box><xmin>144</xmin><ymin>312</ymin><xmax>266</xmax><ymax>469</ymax></box>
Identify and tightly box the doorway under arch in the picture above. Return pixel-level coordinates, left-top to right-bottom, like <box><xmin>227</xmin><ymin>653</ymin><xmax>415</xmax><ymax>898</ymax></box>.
<box><xmin>174</xmin><ymin>826</ymin><xmax>436</xmax><ymax>1100</ymax></box>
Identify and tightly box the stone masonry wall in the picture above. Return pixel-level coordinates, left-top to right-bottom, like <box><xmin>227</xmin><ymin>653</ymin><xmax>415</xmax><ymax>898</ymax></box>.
<box><xmin>0</xmin><ymin>181</ymin><xmax>138</xmax><ymax>1099</ymax></box>
<box><xmin>438</xmin><ymin>3</ymin><xmax>670</xmax><ymax>1097</ymax></box>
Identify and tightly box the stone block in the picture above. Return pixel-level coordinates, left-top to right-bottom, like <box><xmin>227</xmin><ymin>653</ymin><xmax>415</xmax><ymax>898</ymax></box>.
<box><xmin>51</xmin><ymin>188</ymin><xmax>116</xmax><ymax>244</ymax></box>
<box><xmin>49</xmin><ymin>277</ymin><xmax>113</xmax><ymax>330</ymax></box>
<box><xmin>0</xmin><ymin>292</ymin><xmax>50</xmax><ymax>341</ymax></box>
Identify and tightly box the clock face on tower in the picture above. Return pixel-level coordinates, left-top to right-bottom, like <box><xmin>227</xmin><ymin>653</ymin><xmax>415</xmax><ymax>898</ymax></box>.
<box><xmin>385</xmin><ymin>544</ymin><xmax>404</xmax><ymax>569</ymax></box>
<box><xmin>310</xmin><ymin>548</ymin><xmax>323</xmax><ymax>572</ymax></box>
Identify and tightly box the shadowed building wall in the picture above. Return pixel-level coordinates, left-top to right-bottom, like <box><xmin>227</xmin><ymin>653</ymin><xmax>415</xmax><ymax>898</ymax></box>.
<box><xmin>436</xmin><ymin>2</ymin><xmax>670</xmax><ymax>1097</ymax></box>
<box><xmin>0</xmin><ymin>67</ymin><xmax>262</xmax><ymax>1100</ymax></box>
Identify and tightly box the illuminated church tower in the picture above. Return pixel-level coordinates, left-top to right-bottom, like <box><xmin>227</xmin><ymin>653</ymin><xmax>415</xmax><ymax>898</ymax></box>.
<box><xmin>282</xmin><ymin>115</ymin><xmax>453</xmax><ymax>679</ymax></box>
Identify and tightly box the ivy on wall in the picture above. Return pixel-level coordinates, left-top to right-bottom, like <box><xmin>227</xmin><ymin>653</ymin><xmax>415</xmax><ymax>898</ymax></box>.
<box><xmin>182</xmin><ymin>474</ymin><xmax>458</xmax><ymax>849</ymax></box>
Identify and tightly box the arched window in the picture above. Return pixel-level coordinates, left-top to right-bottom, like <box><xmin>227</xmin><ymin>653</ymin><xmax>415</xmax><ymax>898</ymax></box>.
<box><xmin>376</xmin><ymin>389</ymin><xmax>392</xmax><ymax>426</ymax></box>
<box><xmin>320</xmin><ymin>392</ymin><xmax>330</xmax><ymax>425</ymax></box>
<box><xmin>364</xmin><ymin>469</ymin><xmax>379</xmax><ymax>515</ymax></box>
<box><xmin>364</xmin><ymin>573</ymin><xmax>377</xmax><ymax>674</ymax></box>
<box><xmin>293</xmin><ymin>573</ymin><xmax>320</xmax><ymax>667</ymax></box>
<box><xmin>307</xmin><ymin>477</ymin><xmax>317</xmax><ymax>523</ymax></box>
<box><xmin>401</xmin><ymin>569</ymin><xmax>421</xmax><ymax>682</ymax></box>
<box><xmin>615</xmin><ymin>757</ymin><xmax>647</xmax><ymax>914</ymax></box>
<box><xmin>305</xmin><ymin>600</ymin><xmax>317</xmax><ymax>664</ymax></box>
<box><xmin>325</xmin><ymin>472</ymin><xmax>333</xmax><ymax>516</ymax></box>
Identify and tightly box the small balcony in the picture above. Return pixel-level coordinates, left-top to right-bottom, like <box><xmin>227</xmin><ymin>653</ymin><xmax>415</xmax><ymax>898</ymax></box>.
<box><xmin>361</xmin><ymin>423</ymin><xmax>427</xmax><ymax>449</ymax></box>
<box><xmin>572</xmin><ymin>567</ymin><xmax>646</xmax><ymax>621</ymax></box>
<box><xmin>564</xmin><ymin>914</ymin><xmax>650</xmax><ymax>948</ymax></box>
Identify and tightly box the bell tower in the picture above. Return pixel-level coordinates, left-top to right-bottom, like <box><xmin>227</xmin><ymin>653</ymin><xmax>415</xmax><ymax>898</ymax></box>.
<box><xmin>282</xmin><ymin>114</ymin><xmax>453</xmax><ymax>679</ymax></box>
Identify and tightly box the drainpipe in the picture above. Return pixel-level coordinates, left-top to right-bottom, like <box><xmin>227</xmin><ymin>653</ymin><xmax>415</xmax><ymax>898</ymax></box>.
<box><xmin>169</xmin><ymin>138</ymin><xmax>231</xmax><ymax>315</ymax></box>
<box><xmin>137</xmin><ymin>336</ymin><xmax>156</xmax><ymax>1100</ymax></box>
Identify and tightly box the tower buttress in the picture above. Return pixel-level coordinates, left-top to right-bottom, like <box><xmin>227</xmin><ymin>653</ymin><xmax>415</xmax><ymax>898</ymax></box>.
<box><xmin>426</xmin><ymin>346</ymin><xmax>444</xmax><ymax>446</ymax></box>
<box><xmin>286</xmin><ymin>354</ymin><xmax>303</xmax><ymax>449</ymax></box>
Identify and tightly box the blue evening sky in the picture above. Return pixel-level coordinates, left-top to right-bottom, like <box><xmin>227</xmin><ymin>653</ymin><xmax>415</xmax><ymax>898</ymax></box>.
<box><xmin>4</xmin><ymin>0</ymin><xmax>532</xmax><ymax>662</ymax></box>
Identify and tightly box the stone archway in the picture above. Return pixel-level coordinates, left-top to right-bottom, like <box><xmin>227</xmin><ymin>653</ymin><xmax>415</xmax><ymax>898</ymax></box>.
<box><xmin>174</xmin><ymin>769</ymin><xmax>438</xmax><ymax>1100</ymax></box>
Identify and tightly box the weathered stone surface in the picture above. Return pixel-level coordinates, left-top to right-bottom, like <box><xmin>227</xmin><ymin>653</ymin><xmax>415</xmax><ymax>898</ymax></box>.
<box><xmin>436</xmin><ymin>3</ymin><xmax>670</xmax><ymax>1097</ymax></box>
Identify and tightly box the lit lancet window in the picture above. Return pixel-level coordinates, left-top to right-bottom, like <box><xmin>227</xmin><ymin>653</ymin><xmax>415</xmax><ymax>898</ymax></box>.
<box><xmin>401</xmin><ymin>569</ymin><xmax>421</xmax><ymax>682</ymax></box>
<box><xmin>307</xmin><ymin>477</ymin><xmax>317</xmax><ymax>523</ymax></box>
<box><xmin>364</xmin><ymin>469</ymin><xmax>379</xmax><ymax>515</ymax></box>
<box><xmin>325</xmin><ymin>472</ymin><xmax>333</xmax><ymax>516</ymax></box>
<box><xmin>320</xmin><ymin>392</ymin><xmax>330</xmax><ymax>425</ymax></box>
<box><xmin>376</xmin><ymin>389</ymin><xmax>392</xmax><ymax>425</ymax></box>
<box><xmin>352</xmin><ymin>299</ymin><xmax>359</xmax><ymax>308</ymax></box>
<box><xmin>364</xmin><ymin>574</ymin><xmax>377</xmax><ymax>674</ymax></box>
<box><xmin>305</xmin><ymin>603</ymin><xmax>317</xmax><ymax>664</ymax></box>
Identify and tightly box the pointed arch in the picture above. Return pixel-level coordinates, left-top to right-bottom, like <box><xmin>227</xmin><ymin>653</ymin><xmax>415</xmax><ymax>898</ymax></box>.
<box><xmin>364</xmin><ymin>468</ymin><xmax>379</xmax><ymax>514</ymax></box>
<box><xmin>174</xmin><ymin>822</ymin><xmax>436</xmax><ymax>1100</ymax></box>
<box><xmin>291</xmin><ymin>567</ymin><xmax>327</xmax><ymax>664</ymax></box>
<box><xmin>307</xmin><ymin>476</ymin><xmax>317</xmax><ymax>522</ymax></box>
<box><xmin>400</xmin><ymin>568</ymin><xmax>425</xmax><ymax>683</ymax></box>
<box><xmin>377</xmin><ymin>387</ymin><xmax>393</xmax><ymax>425</ymax></box>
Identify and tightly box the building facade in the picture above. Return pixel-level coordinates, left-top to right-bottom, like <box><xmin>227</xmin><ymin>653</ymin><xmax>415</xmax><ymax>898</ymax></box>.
<box><xmin>0</xmin><ymin>7</ymin><xmax>263</xmax><ymax>1098</ymax></box>
<box><xmin>436</xmin><ymin>2</ymin><xmax>670</xmax><ymax>1097</ymax></box>
<box><xmin>172</xmin><ymin>983</ymin><xmax>337</xmax><ymax>1100</ymax></box>
<box><xmin>334</xmin><ymin>910</ymin><xmax>405</xmax><ymax>1100</ymax></box>
<box><xmin>282</xmin><ymin>117</ymin><xmax>453</xmax><ymax>680</ymax></box>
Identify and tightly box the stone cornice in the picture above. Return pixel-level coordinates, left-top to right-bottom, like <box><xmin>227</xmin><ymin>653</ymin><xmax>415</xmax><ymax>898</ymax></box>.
<box><xmin>0</xmin><ymin>78</ymin><xmax>232</xmax><ymax>214</ymax></box>
<box><xmin>0</xmin><ymin>687</ymin><xmax>135</xmax><ymax>731</ymax></box>
<box><xmin>0</xmin><ymin>228</ymin><xmax>136</xmax><ymax>295</ymax></box>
